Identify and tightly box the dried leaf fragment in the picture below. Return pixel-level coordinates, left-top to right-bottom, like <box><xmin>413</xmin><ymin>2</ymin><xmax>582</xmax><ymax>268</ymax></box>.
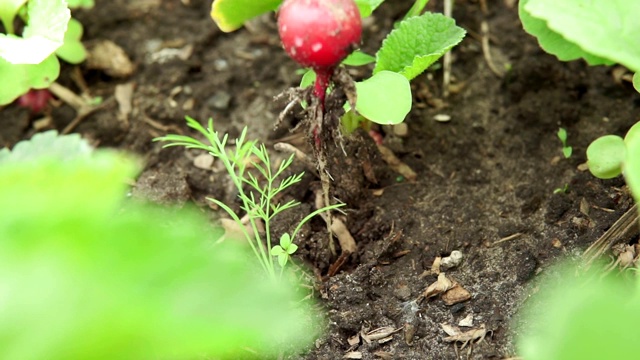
<box><xmin>442</xmin><ymin>323</ymin><xmax>489</xmax><ymax>349</ymax></box>
<box><xmin>442</xmin><ymin>282</ymin><xmax>471</xmax><ymax>305</ymax></box>
<box><xmin>343</xmin><ymin>351</ymin><xmax>363</xmax><ymax>359</ymax></box>
<box><xmin>423</xmin><ymin>272</ymin><xmax>454</xmax><ymax>298</ymax></box>
<box><xmin>458</xmin><ymin>314</ymin><xmax>474</xmax><ymax>327</ymax></box>
<box><xmin>361</xmin><ymin>326</ymin><xmax>402</xmax><ymax>344</ymax></box>
<box><xmin>86</xmin><ymin>40</ymin><xmax>135</xmax><ymax>77</ymax></box>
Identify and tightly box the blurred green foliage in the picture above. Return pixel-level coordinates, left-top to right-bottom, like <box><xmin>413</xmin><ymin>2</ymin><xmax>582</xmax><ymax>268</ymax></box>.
<box><xmin>0</xmin><ymin>133</ymin><xmax>319</xmax><ymax>359</ymax></box>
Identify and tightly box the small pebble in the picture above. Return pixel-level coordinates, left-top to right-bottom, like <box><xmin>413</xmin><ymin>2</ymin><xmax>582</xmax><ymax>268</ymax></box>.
<box><xmin>394</xmin><ymin>282</ymin><xmax>412</xmax><ymax>301</ymax></box>
<box><xmin>434</xmin><ymin>114</ymin><xmax>451</xmax><ymax>122</ymax></box>
<box><xmin>207</xmin><ymin>91</ymin><xmax>231</xmax><ymax>110</ymax></box>
<box><xmin>214</xmin><ymin>59</ymin><xmax>229</xmax><ymax>71</ymax></box>
<box><xmin>393</xmin><ymin>123</ymin><xmax>409</xmax><ymax>137</ymax></box>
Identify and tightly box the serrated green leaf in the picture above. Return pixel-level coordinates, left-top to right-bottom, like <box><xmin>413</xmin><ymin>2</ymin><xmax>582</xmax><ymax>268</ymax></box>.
<box><xmin>211</xmin><ymin>0</ymin><xmax>280</xmax><ymax>32</ymax></box>
<box><xmin>374</xmin><ymin>12</ymin><xmax>466</xmax><ymax>80</ymax></box>
<box><xmin>518</xmin><ymin>0</ymin><xmax>612</xmax><ymax>65</ymax></box>
<box><xmin>355</xmin><ymin>70</ymin><xmax>411</xmax><ymax>125</ymax></box>
<box><xmin>0</xmin><ymin>0</ymin><xmax>27</xmax><ymax>34</ymax></box>
<box><xmin>0</xmin><ymin>53</ymin><xmax>60</xmax><ymax>105</ymax></box>
<box><xmin>522</xmin><ymin>0</ymin><xmax>640</xmax><ymax>71</ymax></box>
<box><xmin>55</xmin><ymin>17</ymin><xmax>87</xmax><ymax>64</ymax></box>
<box><xmin>0</xmin><ymin>0</ymin><xmax>70</xmax><ymax>64</ymax></box>
<box><xmin>0</xmin><ymin>131</ymin><xmax>93</xmax><ymax>164</ymax></box>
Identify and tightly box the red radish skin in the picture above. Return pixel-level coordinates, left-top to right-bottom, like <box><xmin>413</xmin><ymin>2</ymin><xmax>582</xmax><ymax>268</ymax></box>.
<box><xmin>278</xmin><ymin>0</ymin><xmax>362</xmax><ymax>108</ymax></box>
<box><xmin>17</xmin><ymin>89</ymin><xmax>53</xmax><ymax>114</ymax></box>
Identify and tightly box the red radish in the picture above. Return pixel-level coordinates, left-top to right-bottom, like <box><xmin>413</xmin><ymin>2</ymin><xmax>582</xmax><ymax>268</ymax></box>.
<box><xmin>17</xmin><ymin>89</ymin><xmax>53</xmax><ymax>114</ymax></box>
<box><xmin>277</xmin><ymin>0</ymin><xmax>362</xmax><ymax>108</ymax></box>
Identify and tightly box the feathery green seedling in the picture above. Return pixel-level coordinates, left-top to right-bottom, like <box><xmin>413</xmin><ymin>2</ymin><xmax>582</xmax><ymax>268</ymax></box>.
<box><xmin>156</xmin><ymin>117</ymin><xmax>342</xmax><ymax>281</ymax></box>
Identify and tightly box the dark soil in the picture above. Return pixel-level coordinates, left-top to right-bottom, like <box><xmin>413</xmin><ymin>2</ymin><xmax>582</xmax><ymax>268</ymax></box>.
<box><xmin>2</xmin><ymin>0</ymin><xmax>639</xmax><ymax>359</ymax></box>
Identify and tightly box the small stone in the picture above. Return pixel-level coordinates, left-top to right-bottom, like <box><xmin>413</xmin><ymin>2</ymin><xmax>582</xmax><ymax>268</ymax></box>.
<box><xmin>441</xmin><ymin>250</ymin><xmax>463</xmax><ymax>270</ymax></box>
<box><xmin>393</xmin><ymin>123</ymin><xmax>409</xmax><ymax>137</ymax></box>
<box><xmin>433</xmin><ymin>114</ymin><xmax>451</xmax><ymax>122</ymax></box>
<box><xmin>193</xmin><ymin>153</ymin><xmax>214</xmax><ymax>170</ymax></box>
<box><xmin>394</xmin><ymin>282</ymin><xmax>412</xmax><ymax>301</ymax></box>
<box><xmin>207</xmin><ymin>91</ymin><xmax>231</xmax><ymax>110</ymax></box>
<box><xmin>214</xmin><ymin>59</ymin><xmax>229</xmax><ymax>71</ymax></box>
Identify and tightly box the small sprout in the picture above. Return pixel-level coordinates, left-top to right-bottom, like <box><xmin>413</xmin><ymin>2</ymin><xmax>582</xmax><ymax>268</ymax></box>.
<box><xmin>553</xmin><ymin>183</ymin><xmax>569</xmax><ymax>194</ymax></box>
<box><xmin>271</xmin><ymin>233</ymin><xmax>298</xmax><ymax>268</ymax></box>
<box><xmin>557</xmin><ymin>127</ymin><xmax>572</xmax><ymax>158</ymax></box>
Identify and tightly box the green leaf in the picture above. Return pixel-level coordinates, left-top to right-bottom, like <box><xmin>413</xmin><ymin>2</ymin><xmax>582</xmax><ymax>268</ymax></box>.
<box><xmin>0</xmin><ymin>53</ymin><xmax>60</xmax><ymax>105</ymax></box>
<box><xmin>521</xmin><ymin>0</ymin><xmax>640</xmax><ymax>71</ymax></box>
<box><xmin>374</xmin><ymin>12</ymin><xmax>466</xmax><ymax>80</ymax></box>
<box><xmin>270</xmin><ymin>245</ymin><xmax>285</xmax><ymax>256</ymax></box>
<box><xmin>625</xmin><ymin>125</ymin><xmax>640</xmax><ymax>203</ymax></box>
<box><xmin>0</xmin><ymin>0</ymin><xmax>70</xmax><ymax>64</ymax></box>
<box><xmin>557</xmin><ymin>128</ymin><xmax>568</xmax><ymax>143</ymax></box>
<box><xmin>355</xmin><ymin>0</ymin><xmax>384</xmax><ymax>17</ymax></box>
<box><xmin>287</xmin><ymin>243</ymin><xmax>298</xmax><ymax>255</ymax></box>
<box><xmin>518</xmin><ymin>0</ymin><xmax>612</xmax><ymax>65</ymax></box>
<box><xmin>0</xmin><ymin>130</ymin><xmax>92</xmax><ymax>164</ymax></box>
<box><xmin>300</xmin><ymin>69</ymin><xmax>315</xmax><ymax>89</ymax></box>
<box><xmin>343</xmin><ymin>50</ymin><xmax>376</xmax><ymax>66</ymax></box>
<box><xmin>55</xmin><ymin>17</ymin><xmax>87</xmax><ymax>64</ymax></box>
<box><xmin>0</xmin><ymin>153</ymin><xmax>318</xmax><ymax>359</ymax></box>
<box><xmin>624</xmin><ymin>121</ymin><xmax>640</xmax><ymax>146</ymax></box>
<box><xmin>210</xmin><ymin>0</ymin><xmax>280</xmax><ymax>32</ymax></box>
<box><xmin>518</xmin><ymin>264</ymin><xmax>640</xmax><ymax>360</ymax></box>
<box><xmin>403</xmin><ymin>0</ymin><xmax>429</xmax><ymax>19</ymax></box>
<box><xmin>277</xmin><ymin>252</ymin><xmax>288</xmax><ymax>267</ymax></box>
<box><xmin>280</xmin><ymin>233</ymin><xmax>292</xmax><ymax>248</ymax></box>
<box><xmin>633</xmin><ymin>73</ymin><xmax>640</xmax><ymax>94</ymax></box>
<box><xmin>586</xmin><ymin>135</ymin><xmax>626</xmax><ymax>179</ymax></box>
<box><xmin>0</xmin><ymin>0</ymin><xmax>27</xmax><ymax>34</ymax></box>
<box><xmin>65</xmin><ymin>0</ymin><xmax>94</xmax><ymax>8</ymax></box>
<box><xmin>355</xmin><ymin>70</ymin><xmax>411</xmax><ymax>125</ymax></box>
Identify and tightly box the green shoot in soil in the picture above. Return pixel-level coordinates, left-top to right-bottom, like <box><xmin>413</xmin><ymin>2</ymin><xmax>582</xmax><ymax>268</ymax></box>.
<box><xmin>156</xmin><ymin>117</ymin><xmax>342</xmax><ymax>281</ymax></box>
<box><xmin>557</xmin><ymin>127</ymin><xmax>572</xmax><ymax>159</ymax></box>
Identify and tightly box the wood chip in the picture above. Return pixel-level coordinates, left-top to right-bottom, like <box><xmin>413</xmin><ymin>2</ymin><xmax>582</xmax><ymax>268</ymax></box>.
<box><xmin>377</xmin><ymin>144</ymin><xmax>417</xmax><ymax>181</ymax></box>
<box><xmin>331</xmin><ymin>217</ymin><xmax>357</xmax><ymax>254</ymax></box>
<box><xmin>114</xmin><ymin>82</ymin><xmax>134</xmax><ymax>121</ymax></box>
